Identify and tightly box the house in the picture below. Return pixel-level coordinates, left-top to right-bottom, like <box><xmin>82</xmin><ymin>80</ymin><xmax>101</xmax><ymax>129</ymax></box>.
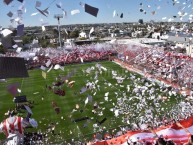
<box><xmin>79</xmin><ymin>32</ymin><xmax>87</xmax><ymax>38</ymax></box>
<box><xmin>152</xmin><ymin>32</ymin><xmax>161</xmax><ymax>39</ymax></box>
<box><xmin>13</xmin><ymin>36</ymin><xmax>23</xmax><ymax>47</ymax></box>
<box><xmin>166</xmin><ymin>32</ymin><xmax>193</xmax><ymax>57</ymax></box>
<box><xmin>131</xmin><ymin>30</ymin><xmax>143</xmax><ymax>38</ymax></box>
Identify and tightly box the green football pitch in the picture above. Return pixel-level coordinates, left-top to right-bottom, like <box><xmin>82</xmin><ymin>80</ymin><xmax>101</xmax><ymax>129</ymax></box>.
<box><xmin>0</xmin><ymin>61</ymin><xmax>183</xmax><ymax>143</ymax></box>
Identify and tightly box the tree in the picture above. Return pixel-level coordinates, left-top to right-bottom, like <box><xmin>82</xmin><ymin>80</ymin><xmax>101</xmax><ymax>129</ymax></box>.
<box><xmin>114</xmin><ymin>29</ymin><xmax>119</xmax><ymax>34</ymax></box>
<box><xmin>52</xmin><ymin>28</ymin><xmax>59</xmax><ymax>38</ymax></box>
<box><xmin>22</xmin><ymin>36</ymin><xmax>31</xmax><ymax>44</ymax></box>
<box><xmin>61</xmin><ymin>29</ymin><xmax>69</xmax><ymax>41</ymax></box>
<box><xmin>79</xmin><ymin>37</ymin><xmax>86</xmax><ymax>40</ymax></box>
<box><xmin>69</xmin><ymin>30</ymin><xmax>79</xmax><ymax>38</ymax></box>
<box><xmin>0</xmin><ymin>45</ymin><xmax>6</xmax><ymax>54</ymax></box>
<box><xmin>39</xmin><ymin>38</ymin><xmax>49</xmax><ymax>48</ymax></box>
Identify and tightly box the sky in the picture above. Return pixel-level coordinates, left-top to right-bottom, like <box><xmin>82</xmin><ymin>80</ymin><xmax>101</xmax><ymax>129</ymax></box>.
<box><xmin>0</xmin><ymin>0</ymin><xmax>193</xmax><ymax>27</ymax></box>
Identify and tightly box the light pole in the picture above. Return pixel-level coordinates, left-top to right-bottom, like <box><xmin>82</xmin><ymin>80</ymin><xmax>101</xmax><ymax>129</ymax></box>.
<box><xmin>54</xmin><ymin>14</ymin><xmax>63</xmax><ymax>48</ymax></box>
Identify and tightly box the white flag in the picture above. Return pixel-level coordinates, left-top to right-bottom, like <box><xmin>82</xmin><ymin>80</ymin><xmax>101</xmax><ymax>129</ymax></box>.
<box><xmin>105</xmin><ymin>92</ymin><xmax>109</xmax><ymax>97</ymax></box>
<box><xmin>89</xmin><ymin>27</ymin><xmax>94</xmax><ymax>35</ymax></box>
<box><xmin>1</xmin><ymin>29</ymin><xmax>13</xmax><ymax>37</ymax></box>
<box><xmin>85</xmin><ymin>97</ymin><xmax>89</xmax><ymax>105</ymax></box>
<box><xmin>71</xmin><ymin>9</ymin><xmax>80</xmax><ymax>15</ymax></box>
<box><xmin>88</xmin><ymin>95</ymin><xmax>93</xmax><ymax>102</ymax></box>
<box><xmin>113</xmin><ymin>10</ymin><xmax>116</xmax><ymax>17</ymax></box>
<box><xmin>40</xmin><ymin>65</ymin><xmax>46</xmax><ymax>71</ymax></box>
<box><xmin>12</xmin><ymin>44</ymin><xmax>18</xmax><ymax>49</ymax></box>
<box><xmin>16</xmin><ymin>47</ymin><xmax>22</xmax><ymax>53</ymax></box>
<box><xmin>42</xmin><ymin>26</ymin><xmax>46</xmax><ymax>31</ymax></box>
<box><xmin>64</xmin><ymin>28</ymin><xmax>68</xmax><ymax>35</ymax></box>
<box><xmin>80</xmin><ymin>57</ymin><xmax>84</xmax><ymax>63</ymax></box>
<box><xmin>47</xmin><ymin>65</ymin><xmax>53</xmax><ymax>73</ymax></box>
<box><xmin>46</xmin><ymin>60</ymin><xmax>51</xmax><ymax>67</ymax></box>
<box><xmin>54</xmin><ymin>64</ymin><xmax>61</xmax><ymax>70</ymax></box>
<box><xmin>31</xmin><ymin>12</ymin><xmax>39</xmax><ymax>16</ymax></box>
<box><xmin>80</xmin><ymin>87</ymin><xmax>87</xmax><ymax>94</ymax></box>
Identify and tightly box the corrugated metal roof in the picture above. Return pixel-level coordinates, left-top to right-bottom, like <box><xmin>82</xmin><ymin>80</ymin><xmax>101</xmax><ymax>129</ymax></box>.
<box><xmin>167</xmin><ymin>32</ymin><xmax>192</xmax><ymax>37</ymax></box>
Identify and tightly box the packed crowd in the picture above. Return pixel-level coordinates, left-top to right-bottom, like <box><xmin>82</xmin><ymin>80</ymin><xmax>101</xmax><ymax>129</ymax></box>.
<box><xmin>111</xmin><ymin>43</ymin><xmax>193</xmax><ymax>92</ymax></box>
<box><xmin>1</xmin><ymin>44</ymin><xmax>117</xmax><ymax>70</ymax></box>
<box><xmin>126</xmin><ymin>47</ymin><xmax>193</xmax><ymax>91</ymax></box>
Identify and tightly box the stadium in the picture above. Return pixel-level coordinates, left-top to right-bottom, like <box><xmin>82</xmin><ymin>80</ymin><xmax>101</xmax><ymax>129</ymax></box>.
<box><xmin>0</xmin><ymin>42</ymin><xmax>193</xmax><ymax>144</ymax></box>
<box><xmin>1</xmin><ymin>0</ymin><xmax>193</xmax><ymax>145</ymax></box>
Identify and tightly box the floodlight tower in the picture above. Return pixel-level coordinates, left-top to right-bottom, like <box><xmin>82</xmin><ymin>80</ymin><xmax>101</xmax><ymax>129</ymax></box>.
<box><xmin>54</xmin><ymin>14</ymin><xmax>63</xmax><ymax>48</ymax></box>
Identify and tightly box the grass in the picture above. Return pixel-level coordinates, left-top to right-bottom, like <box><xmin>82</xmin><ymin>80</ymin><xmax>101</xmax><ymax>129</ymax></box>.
<box><xmin>0</xmin><ymin>61</ymin><xmax>183</xmax><ymax>143</ymax></box>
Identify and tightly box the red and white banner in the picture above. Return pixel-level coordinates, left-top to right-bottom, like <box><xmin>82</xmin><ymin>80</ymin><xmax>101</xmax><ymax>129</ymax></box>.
<box><xmin>93</xmin><ymin>116</ymin><xmax>193</xmax><ymax>145</ymax></box>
